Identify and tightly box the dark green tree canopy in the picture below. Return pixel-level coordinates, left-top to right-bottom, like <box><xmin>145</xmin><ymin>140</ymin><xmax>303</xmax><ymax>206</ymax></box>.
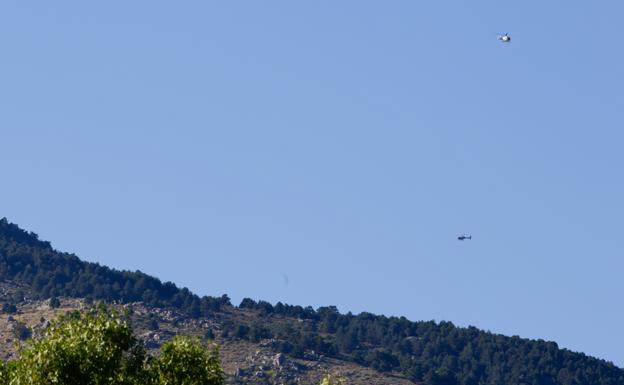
<box><xmin>0</xmin><ymin>218</ymin><xmax>230</xmax><ymax>317</ymax></box>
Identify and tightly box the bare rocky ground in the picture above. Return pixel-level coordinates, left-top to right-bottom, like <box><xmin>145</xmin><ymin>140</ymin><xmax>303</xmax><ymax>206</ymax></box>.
<box><xmin>0</xmin><ymin>287</ymin><xmax>417</xmax><ymax>385</ymax></box>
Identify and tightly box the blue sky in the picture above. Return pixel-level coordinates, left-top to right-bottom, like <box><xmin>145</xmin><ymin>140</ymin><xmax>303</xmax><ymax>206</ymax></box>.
<box><xmin>1</xmin><ymin>1</ymin><xmax>623</xmax><ymax>366</ymax></box>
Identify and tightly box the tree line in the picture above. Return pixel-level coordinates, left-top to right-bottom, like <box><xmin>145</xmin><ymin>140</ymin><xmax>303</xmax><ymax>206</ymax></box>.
<box><xmin>1</xmin><ymin>218</ymin><xmax>623</xmax><ymax>385</ymax></box>
<box><xmin>0</xmin><ymin>218</ymin><xmax>230</xmax><ymax>316</ymax></box>
<box><xmin>234</xmin><ymin>299</ymin><xmax>624</xmax><ymax>385</ymax></box>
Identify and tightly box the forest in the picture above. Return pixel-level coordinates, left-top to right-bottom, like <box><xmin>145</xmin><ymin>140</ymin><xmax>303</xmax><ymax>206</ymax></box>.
<box><xmin>1</xmin><ymin>218</ymin><xmax>623</xmax><ymax>385</ymax></box>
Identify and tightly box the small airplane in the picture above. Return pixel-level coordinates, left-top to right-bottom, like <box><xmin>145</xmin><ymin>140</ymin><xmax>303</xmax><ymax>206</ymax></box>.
<box><xmin>457</xmin><ymin>234</ymin><xmax>472</xmax><ymax>241</ymax></box>
<box><xmin>498</xmin><ymin>33</ymin><xmax>511</xmax><ymax>43</ymax></box>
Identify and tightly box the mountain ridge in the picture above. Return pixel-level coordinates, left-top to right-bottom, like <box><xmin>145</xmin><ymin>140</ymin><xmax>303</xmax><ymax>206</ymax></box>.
<box><xmin>0</xmin><ymin>217</ymin><xmax>622</xmax><ymax>385</ymax></box>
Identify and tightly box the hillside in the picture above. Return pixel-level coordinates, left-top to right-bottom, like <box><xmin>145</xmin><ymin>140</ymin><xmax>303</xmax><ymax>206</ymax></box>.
<box><xmin>0</xmin><ymin>218</ymin><xmax>622</xmax><ymax>385</ymax></box>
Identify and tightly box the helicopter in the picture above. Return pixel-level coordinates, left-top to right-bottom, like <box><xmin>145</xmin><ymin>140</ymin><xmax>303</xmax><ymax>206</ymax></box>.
<box><xmin>498</xmin><ymin>33</ymin><xmax>511</xmax><ymax>43</ymax></box>
<box><xmin>457</xmin><ymin>234</ymin><xmax>472</xmax><ymax>241</ymax></box>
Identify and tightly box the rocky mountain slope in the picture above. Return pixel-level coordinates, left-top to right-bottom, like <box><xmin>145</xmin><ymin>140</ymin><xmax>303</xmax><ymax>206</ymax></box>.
<box><xmin>0</xmin><ymin>287</ymin><xmax>415</xmax><ymax>385</ymax></box>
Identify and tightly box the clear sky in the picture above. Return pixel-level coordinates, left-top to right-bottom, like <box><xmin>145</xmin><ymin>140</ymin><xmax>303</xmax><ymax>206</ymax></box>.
<box><xmin>1</xmin><ymin>1</ymin><xmax>623</xmax><ymax>367</ymax></box>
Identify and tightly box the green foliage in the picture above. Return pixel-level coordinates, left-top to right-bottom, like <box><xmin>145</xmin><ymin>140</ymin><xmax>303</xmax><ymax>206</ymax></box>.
<box><xmin>203</xmin><ymin>329</ymin><xmax>215</xmax><ymax>341</ymax></box>
<box><xmin>1</xmin><ymin>303</ymin><xmax>16</xmax><ymax>314</ymax></box>
<box><xmin>0</xmin><ymin>307</ymin><xmax>223</xmax><ymax>385</ymax></box>
<box><xmin>0</xmin><ymin>362</ymin><xmax>9</xmax><ymax>385</ymax></box>
<box><xmin>9</xmin><ymin>308</ymin><xmax>145</xmax><ymax>385</ymax></box>
<box><xmin>156</xmin><ymin>337</ymin><xmax>224</xmax><ymax>385</ymax></box>
<box><xmin>365</xmin><ymin>350</ymin><xmax>399</xmax><ymax>372</ymax></box>
<box><xmin>11</xmin><ymin>321</ymin><xmax>31</xmax><ymax>341</ymax></box>
<box><xmin>318</xmin><ymin>374</ymin><xmax>347</xmax><ymax>385</ymax></box>
<box><xmin>234</xmin><ymin>324</ymin><xmax>249</xmax><ymax>339</ymax></box>
<box><xmin>147</xmin><ymin>318</ymin><xmax>159</xmax><ymax>331</ymax></box>
<box><xmin>49</xmin><ymin>296</ymin><xmax>61</xmax><ymax>308</ymax></box>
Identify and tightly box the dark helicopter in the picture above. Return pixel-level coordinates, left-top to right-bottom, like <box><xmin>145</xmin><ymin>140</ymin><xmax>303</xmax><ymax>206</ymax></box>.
<box><xmin>498</xmin><ymin>33</ymin><xmax>511</xmax><ymax>43</ymax></box>
<box><xmin>457</xmin><ymin>234</ymin><xmax>472</xmax><ymax>241</ymax></box>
